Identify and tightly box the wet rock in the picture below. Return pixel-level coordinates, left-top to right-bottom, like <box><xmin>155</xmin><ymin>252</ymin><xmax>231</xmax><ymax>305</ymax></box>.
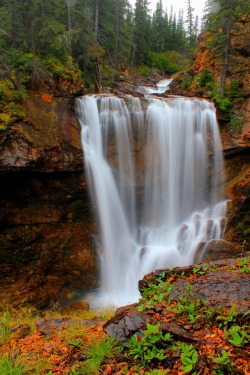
<box><xmin>169</xmin><ymin>269</ymin><xmax>250</xmax><ymax>314</ymax></box>
<box><xmin>37</xmin><ymin>317</ymin><xmax>72</xmax><ymax>335</ymax></box>
<box><xmin>103</xmin><ymin>308</ymin><xmax>150</xmax><ymax>342</ymax></box>
<box><xmin>194</xmin><ymin>239</ymin><xmax>242</xmax><ymax>263</ymax></box>
<box><xmin>140</xmin><ymin>257</ymin><xmax>250</xmax><ymax>314</ymax></box>
<box><xmin>159</xmin><ymin>321</ymin><xmax>197</xmax><ymax>342</ymax></box>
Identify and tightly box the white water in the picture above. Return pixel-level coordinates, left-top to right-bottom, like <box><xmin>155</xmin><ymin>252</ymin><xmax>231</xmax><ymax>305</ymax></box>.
<box><xmin>76</xmin><ymin>95</ymin><xmax>226</xmax><ymax>308</ymax></box>
<box><xmin>140</xmin><ymin>78</ymin><xmax>173</xmax><ymax>94</ymax></box>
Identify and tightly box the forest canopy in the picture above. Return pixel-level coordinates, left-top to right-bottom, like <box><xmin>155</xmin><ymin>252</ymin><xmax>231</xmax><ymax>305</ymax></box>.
<box><xmin>0</xmin><ymin>0</ymin><xmax>249</xmax><ymax>129</ymax></box>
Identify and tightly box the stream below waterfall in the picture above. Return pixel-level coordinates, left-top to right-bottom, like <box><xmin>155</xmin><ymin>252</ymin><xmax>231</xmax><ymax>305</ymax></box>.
<box><xmin>76</xmin><ymin>91</ymin><xmax>226</xmax><ymax>308</ymax></box>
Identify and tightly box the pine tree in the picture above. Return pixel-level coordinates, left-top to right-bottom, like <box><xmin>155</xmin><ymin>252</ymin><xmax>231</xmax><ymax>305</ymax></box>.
<box><xmin>185</xmin><ymin>0</ymin><xmax>196</xmax><ymax>53</ymax></box>
<box><xmin>206</xmin><ymin>0</ymin><xmax>250</xmax><ymax>93</ymax></box>
<box><xmin>186</xmin><ymin>0</ymin><xmax>194</xmax><ymax>42</ymax></box>
<box><xmin>151</xmin><ymin>0</ymin><xmax>165</xmax><ymax>53</ymax></box>
<box><xmin>133</xmin><ymin>0</ymin><xmax>151</xmax><ymax>65</ymax></box>
<box><xmin>201</xmin><ymin>0</ymin><xmax>212</xmax><ymax>30</ymax></box>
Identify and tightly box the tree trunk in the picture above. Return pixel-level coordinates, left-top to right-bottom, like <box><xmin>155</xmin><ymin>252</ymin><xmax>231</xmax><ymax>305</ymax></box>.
<box><xmin>95</xmin><ymin>0</ymin><xmax>99</xmax><ymax>40</ymax></box>
<box><xmin>114</xmin><ymin>0</ymin><xmax>119</xmax><ymax>69</ymax></box>
<box><xmin>221</xmin><ymin>15</ymin><xmax>231</xmax><ymax>95</ymax></box>
<box><xmin>67</xmin><ymin>0</ymin><xmax>72</xmax><ymax>31</ymax></box>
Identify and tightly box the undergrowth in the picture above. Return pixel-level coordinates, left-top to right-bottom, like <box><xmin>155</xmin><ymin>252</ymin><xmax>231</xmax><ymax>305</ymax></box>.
<box><xmin>0</xmin><ymin>258</ymin><xmax>249</xmax><ymax>374</ymax></box>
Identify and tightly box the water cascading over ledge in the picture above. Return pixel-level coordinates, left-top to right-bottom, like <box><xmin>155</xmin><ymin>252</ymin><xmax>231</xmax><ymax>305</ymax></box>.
<box><xmin>76</xmin><ymin>95</ymin><xmax>226</xmax><ymax>307</ymax></box>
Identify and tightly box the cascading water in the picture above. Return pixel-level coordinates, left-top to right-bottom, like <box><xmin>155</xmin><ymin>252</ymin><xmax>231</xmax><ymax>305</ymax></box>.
<box><xmin>76</xmin><ymin>95</ymin><xmax>226</xmax><ymax>307</ymax></box>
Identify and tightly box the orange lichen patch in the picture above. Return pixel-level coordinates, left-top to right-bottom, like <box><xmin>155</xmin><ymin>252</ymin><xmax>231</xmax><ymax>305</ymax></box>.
<box><xmin>41</xmin><ymin>93</ymin><xmax>53</xmax><ymax>103</ymax></box>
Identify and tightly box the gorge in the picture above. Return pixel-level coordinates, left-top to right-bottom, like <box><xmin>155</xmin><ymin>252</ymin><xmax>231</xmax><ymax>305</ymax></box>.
<box><xmin>76</xmin><ymin>93</ymin><xmax>227</xmax><ymax>307</ymax></box>
<box><xmin>0</xmin><ymin>72</ymin><xmax>249</xmax><ymax>309</ymax></box>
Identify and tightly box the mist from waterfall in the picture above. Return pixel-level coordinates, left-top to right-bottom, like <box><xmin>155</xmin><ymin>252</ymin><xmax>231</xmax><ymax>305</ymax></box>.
<box><xmin>76</xmin><ymin>95</ymin><xmax>226</xmax><ymax>307</ymax></box>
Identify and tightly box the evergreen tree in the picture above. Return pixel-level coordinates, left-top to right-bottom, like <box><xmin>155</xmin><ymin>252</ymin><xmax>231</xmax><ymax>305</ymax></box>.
<box><xmin>201</xmin><ymin>0</ymin><xmax>212</xmax><ymax>31</ymax></box>
<box><xmin>185</xmin><ymin>0</ymin><xmax>196</xmax><ymax>53</ymax></box>
<box><xmin>133</xmin><ymin>0</ymin><xmax>151</xmax><ymax>65</ymax></box>
<box><xmin>186</xmin><ymin>0</ymin><xmax>194</xmax><ymax>42</ymax></box>
<box><xmin>151</xmin><ymin>1</ymin><xmax>165</xmax><ymax>53</ymax></box>
<box><xmin>175</xmin><ymin>9</ymin><xmax>187</xmax><ymax>53</ymax></box>
<box><xmin>206</xmin><ymin>0</ymin><xmax>250</xmax><ymax>93</ymax></box>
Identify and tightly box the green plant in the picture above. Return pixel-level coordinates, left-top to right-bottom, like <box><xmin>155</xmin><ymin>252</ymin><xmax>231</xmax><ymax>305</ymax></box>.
<box><xmin>228</xmin><ymin>79</ymin><xmax>244</xmax><ymax>101</ymax></box>
<box><xmin>211</xmin><ymin>350</ymin><xmax>235</xmax><ymax>375</ymax></box>
<box><xmin>136</xmin><ymin>65</ymin><xmax>152</xmax><ymax>76</ymax></box>
<box><xmin>211</xmin><ymin>349</ymin><xmax>237</xmax><ymax>373</ymax></box>
<box><xmin>174</xmin><ymin>298</ymin><xmax>201</xmax><ymax>324</ymax></box>
<box><xmin>137</xmin><ymin>274</ymin><xmax>172</xmax><ymax>312</ymax></box>
<box><xmin>181</xmin><ymin>74</ymin><xmax>192</xmax><ymax>89</ymax></box>
<box><xmin>0</xmin><ymin>355</ymin><xmax>28</xmax><ymax>375</ymax></box>
<box><xmin>67</xmin><ymin>338</ymin><xmax>83</xmax><ymax>347</ymax></box>
<box><xmin>209</xmin><ymin>83</ymin><xmax>232</xmax><ymax>115</ymax></box>
<box><xmin>81</xmin><ymin>337</ymin><xmax>122</xmax><ymax>374</ymax></box>
<box><xmin>212</xmin><ymin>350</ymin><xmax>229</xmax><ymax>364</ymax></box>
<box><xmin>0</xmin><ymin>310</ymin><xmax>11</xmax><ymax>344</ymax></box>
<box><xmin>229</xmin><ymin>114</ymin><xmax>247</xmax><ymax>132</ymax></box>
<box><xmin>180</xmin><ymin>344</ymin><xmax>199</xmax><ymax>373</ymax></box>
<box><xmin>234</xmin><ymin>256</ymin><xmax>250</xmax><ymax>273</ymax></box>
<box><xmin>192</xmin><ymin>265</ymin><xmax>206</xmax><ymax>274</ymax></box>
<box><xmin>148</xmin><ymin>51</ymin><xmax>180</xmax><ymax>74</ymax></box>
<box><xmin>127</xmin><ymin>323</ymin><xmax>172</xmax><ymax>366</ymax></box>
<box><xmin>224</xmin><ymin>325</ymin><xmax>250</xmax><ymax>347</ymax></box>
<box><xmin>145</xmin><ymin>370</ymin><xmax>169</xmax><ymax>374</ymax></box>
<box><xmin>199</xmin><ymin>67</ymin><xmax>214</xmax><ymax>87</ymax></box>
<box><xmin>65</xmin><ymin>367</ymin><xmax>82</xmax><ymax>375</ymax></box>
<box><xmin>216</xmin><ymin>306</ymin><xmax>237</xmax><ymax>327</ymax></box>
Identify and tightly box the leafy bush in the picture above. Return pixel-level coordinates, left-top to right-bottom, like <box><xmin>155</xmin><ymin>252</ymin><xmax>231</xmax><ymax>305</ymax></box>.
<box><xmin>209</xmin><ymin>82</ymin><xmax>232</xmax><ymax>114</ymax></box>
<box><xmin>136</xmin><ymin>65</ymin><xmax>152</xmax><ymax>76</ymax></box>
<box><xmin>181</xmin><ymin>74</ymin><xmax>192</xmax><ymax>89</ymax></box>
<box><xmin>148</xmin><ymin>51</ymin><xmax>180</xmax><ymax>74</ymax></box>
<box><xmin>45</xmin><ymin>55</ymin><xmax>82</xmax><ymax>82</ymax></box>
<box><xmin>0</xmin><ymin>79</ymin><xmax>27</xmax><ymax>130</ymax></box>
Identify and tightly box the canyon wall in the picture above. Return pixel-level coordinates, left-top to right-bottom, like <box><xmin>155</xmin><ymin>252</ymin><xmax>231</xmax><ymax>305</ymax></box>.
<box><xmin>0</xmin><ymin>15</ymin><xmax>249</xmax><ymax>307</ymax></box>
<box><xmin>0</xmin><ymin>88</ymin><xmax>97</xmax><ymax>308</ymax></box>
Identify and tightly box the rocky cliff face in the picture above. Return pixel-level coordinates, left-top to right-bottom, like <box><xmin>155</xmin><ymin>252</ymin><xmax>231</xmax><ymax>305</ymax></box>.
<box><xmin>0</xmin><ymin>88</ymin><xmax>97</xmax><ymax>308</ymax></box>
<box><xmin>0</xmin><ymin>16</ymin><xmax>249</xmax><ymax>307</ymax></box>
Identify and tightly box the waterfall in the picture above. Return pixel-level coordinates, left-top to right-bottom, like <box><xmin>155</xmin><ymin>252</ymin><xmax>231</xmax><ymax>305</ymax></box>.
<box><xmin>76</xmin><ymin>95</ymin><xmax>226</xmax><ymax>307</ymax></box>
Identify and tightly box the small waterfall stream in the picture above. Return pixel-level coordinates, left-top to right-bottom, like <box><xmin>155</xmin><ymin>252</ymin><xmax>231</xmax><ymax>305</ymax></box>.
<box><xmin>76</xmin><ymin>95</ymin><xmax>226</xmax><ymax>307</ymax></box>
